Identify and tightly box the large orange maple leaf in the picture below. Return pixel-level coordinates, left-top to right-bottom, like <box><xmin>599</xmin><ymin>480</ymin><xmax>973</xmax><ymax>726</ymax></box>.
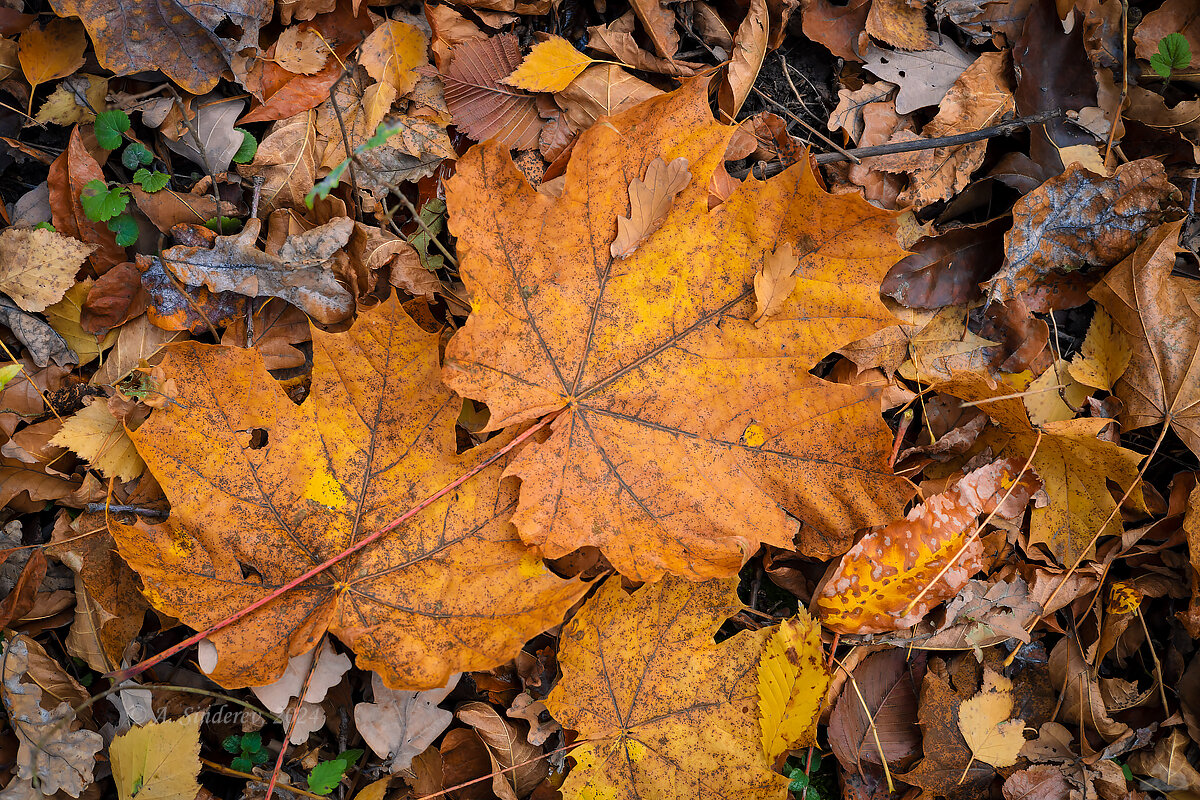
<box><xmin>111</xmin><ymin>299</ymin><xmax>588</xmax><ymax>689</ymax></box>
<box><xmin>444</xmin><ymin>79</ymin><xmax>913</xmax><ymax>581</ymax></box>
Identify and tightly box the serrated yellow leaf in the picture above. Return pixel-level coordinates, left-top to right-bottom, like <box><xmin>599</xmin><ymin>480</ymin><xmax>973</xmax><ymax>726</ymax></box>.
<box><xmin>109</xmin><ymin>713</ymin><xmax>203</xmax><ymax>800</ymax></box>
<box><xmin>957</xmin><ymin>668</ymin><xmax>1025</xmax><ymax>769</ymax></box>
<box><xmin>757</xmin><ymin>612</ymin><xmax>829</xmax><ymax>760</ymax></box>
<box><xmin>50</xmin><ymin>397</ymin><xmax>146</xmax><ymax>482</ymax></box>
<box><xmin>504</xmin><ymin>36</ymin><xmax>594</xmax><ymax>93</ymax></box>
<box><xmin>1068</xmin><ymin>306</ymin><xmax>1131</xmax><ymax>391</ymax></box>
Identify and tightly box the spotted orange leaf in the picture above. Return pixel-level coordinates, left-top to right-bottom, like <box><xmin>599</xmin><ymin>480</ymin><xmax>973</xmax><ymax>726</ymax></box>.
<box><xmin>817</xmin><ymin>458</ymin><xmax>1043</xmax><ymax>634</ymax></box>
<box><xmin>110</xmin><ymin>298</ymin><xmax>588</xmax><ymax>690</ymax></box>
<box><xmin>443</xmin><ymin>78</ymin><xmax>913</xmax><ymax>582</ymax></box>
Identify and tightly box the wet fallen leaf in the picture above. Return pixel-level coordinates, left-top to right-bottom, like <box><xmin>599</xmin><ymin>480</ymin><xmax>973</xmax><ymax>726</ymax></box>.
<box><xmin>360</xmin><ymin>19</ymin><xmax>427</xmax><ymax>96</ymax></box>
<box><xmin>157</xmin><ymin>217</ymin><xmax>354</xmax><ymax>325</ymax></box>
<box><xmin>356</xmin><ymin>672</ymin><xmax>460</xmax><ymax>773</ymax></box>
<box><xmin>828</xmin><ymin>649</ymin><xmax>921</xmax><ymax>769</ymax></box>
<box><xmin>985</xmin><ymin>159</ymin><xmax>1180</xmax><ymax>302</ymax></box>
<box><xmin>438</xmin><ymin>34</ymin><xmax>541</xmax><ymax>150</ymax></box>
<box><xmin>50</xmin><ymin>0</ymin><xmax>271</xmax><ymax>94</ymax></box>
<box><xmin>899</xmin><ymin>662</ymin><xmax>995</xmax><ymax>799</ymax></box>
<box><xmin>47</xmin><ymin>127</ymin><xmax>125</xmax><ymax>273</ymax></box>
<box><xmin>862</xmin><ymin>40</ymin><xmax>974</xmax><ymax>114</ymax></box>
<box><xmin>545</xmin><ymin>577</ymin><xmax>792</xmax><ymax>800</ymax></box>
<box><xmin>456</xmin><ymin>700</ymin><xmax>548</xmax><ymax>798</ymax></box>
<box><xmin>111</xmin><ymin>298</ymin><xmax>588</xmax><ymax>689</ymax></box>
<box><xmin>17</xmin><ymin>18</ymin><xmax>86</xmax><ymax>104</ymax></box>
<box><xmin>1</xmin><ymin>635</ymin><xmax>104</xmax><ymax>797</ymax></box>
<box><xmin>50</xmin><ymin>397</ymin><xmax>146</xmax><ymax>482</ymax></box>
<box><xmin>1068</xmin><ymin>306</ymin><xmax>1131</xmax><ymax>392</ymax></box>
<box><xmin>958</xmin><ymin>668</ymin><xmax>1026</xmax><ymax>769</ymax></box>
<box><xmin>758</xmin><ymin>613</ymin><xmax>831</xmax><ymax>761</ymax></box>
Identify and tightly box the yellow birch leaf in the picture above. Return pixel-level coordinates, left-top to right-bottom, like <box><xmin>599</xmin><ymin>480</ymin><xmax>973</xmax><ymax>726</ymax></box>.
<box><xmin>504</xmin><ymin>36</ymin><xmax>594</xmax><ymax>93</ymax></box>
<box><xmin>50</xmin><ymin>397</ymin><xmax>146</xmax><ymax>482</ymax></box>
<box><xmin>360</xmin><ymin>19</ymin><xmax>427</xmax><ymax>96</ymax></box>
<box><xmin>545</xmin><ymin>576</ymin><xmax>788</xmax><ymax>800</ymax></box>
<box><xmin>757</xmin><ymin>612</ymin><xmax>829</xmax><ymax>761</ymax></box>
<box><xmin>45</xmin><ymin>280</ymin><xmax>119</xmax><ymax>365</ymax></box>
<box><xmin>1068</xmin><ymin>306</ymin><xmax>1131</xmax><ymax>391</ymax></box>
<box><xmin>0</xmin><ymin>227</ymin><xmax>93</xmax><ymax>312</ymax></box>
<box><xmin>109</xmin><ymin>713</ymin><xmax>203</xmax><ymax>800</ymax></box>
<box><xmin>957</xmin><ymin>668</ymin><xmax>1025</xmax><ymax>769</ymax></box>
<box><xmin>17</xmin><ymin>19</ymin><xmax>86</xmax><ymax>100</ymax></box>
<box><xmin>751</xmin><ymin>243</ymin><xmax>799</xmax><ymax>327</ymax></box>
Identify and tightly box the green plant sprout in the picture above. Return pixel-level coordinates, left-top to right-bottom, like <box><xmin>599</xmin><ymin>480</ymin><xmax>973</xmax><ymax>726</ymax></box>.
<box><xmin>307</xmin><ymin>749</ymin><xmax>363</xmax><ymax>795</ymax></box>
<box><xmin>222</xmin><ymin>732</ymin><xmax>269</xmax><ymax>773</ymax></box>
<box><xmin>1150</xmin><ymin>33</ymin><xmax>1191</xmax><ymax>83</ymax></box>
<box><xmin>305</xmin><ymin>122</ymin><xmax>402</xmax><ymax>208</ymax></box>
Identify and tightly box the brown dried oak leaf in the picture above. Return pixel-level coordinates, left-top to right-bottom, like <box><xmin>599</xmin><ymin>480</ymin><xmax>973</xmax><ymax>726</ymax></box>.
<box><xmin>984</xmin><ymin>159</ymin><xmax>1180</xmax><ymax>302</ymax></box>
<box><xmin>544</xmin><ymin>576</ymin><xmax>795</xmax><ymax>800</ymax></box>
<box><xmin>111</xmin><ymin>298</ymin><xmax>588</xmax><ymax>689</ymax></box>
<box><xmin>49</xmin><ymin>0</ymin><xmax>271</xmax><ymax>94</ymax></box>
<box><xmin>443</xmin><ymin>79</ymin><xmax>912</xmax><ymax>582</ymax></box>
<box><xmin>1091</xmin><ymin>219</ymin><xmax>1200</xmax><ymax>458</ymax></box>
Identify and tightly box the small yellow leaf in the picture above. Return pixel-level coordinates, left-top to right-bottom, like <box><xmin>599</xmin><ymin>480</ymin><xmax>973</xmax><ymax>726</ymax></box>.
<box><xmin>0</xmin><ymin>227</ymin><xmax>93</xmax><ymax>312</ymax></box>
<box><xmin>353</xmin><ymin>777</ymin><xmax>393</xmax><ymax>800</ymax></box>
<box><xmin>751</xmin><ymin>243</ymin><xmax>798</xmax><ymax>327</ymax></box>
<box><xmin>35</xmin><ymin>74</ymin><xmax>108</xmax><ymax>125</ymax></box>
<box><xmin>758</xmin><ymin>612</ymin><xmax>830</xmax><ymax>761</ymax></box>
<box><xmin>360</xmin><ymin>19</ymin><xmax>427</xmax><ymax>96</ymax></box>
<box><xmin>1023</xmin><ymin>359</ymin><xmax>1091</xmax><ymax>427</ymax></box>
<box><xmin>44</xmin><ymin>280</ymin><xmax>119</xmax><ymax>365</ymax></box>
<box><xmin>504</xmin><ymin>36</ymin><xmax>594</xmax><ymax>93</ymax></box>
<box><xmin>17</xmin><ymin>18</ymin><xmax>86</xmax><ymax>93</ymax></box>
<box><xmin>1068</xmin><ymin>306</ymin><xmax>1131</xmax><ymax>391</ymax></box>
<box><xmin>109</xmin><ymin>713</ymin><xmax>203</xmax><ymax>800</ymax></box>
<box><xmin>957</xmin><ymin>668</ymin><xmax>1025</xmax><ymax>769</ymax></box>
<box><xmin>274</xmin><ymin>25</ymin><xmax>329</xmax><ymax>75</ymax></box>
<box><xmin>50</xmin><ymin>398</ymin><xmax>146</xmax><ymax>482</ymax></box>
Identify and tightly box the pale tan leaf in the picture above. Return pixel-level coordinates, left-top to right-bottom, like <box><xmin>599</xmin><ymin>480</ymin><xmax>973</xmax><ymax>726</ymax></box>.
<box><xmin>50</xmin><ymin>397</ymin><xmax>146</xmax><ymax>482</ymax></box>
<box><xmin>958</xmin><ymin>668</ymin><xmax>1026</xmax><ymax>769</ymax></box>
<box><xmin>611</xmin><ymin>156</ymin><xmax>691</xmax><ymax>258</ymax></box>
<box><xmin>751</xmin><ymin>243</ymin><xmax>799</xmax><ymax>327</ymax></box>
<box><xmin>0</xmin><ymin>228</ymin><xmax>93</xmax><ymax>313</ymax></box>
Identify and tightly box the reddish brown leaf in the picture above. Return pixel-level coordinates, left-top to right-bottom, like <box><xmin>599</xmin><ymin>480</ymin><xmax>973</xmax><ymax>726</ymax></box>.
<box><xmin>47</xmin><ymin>128</ymin><xmax>125</xmax><ymax>274</ymax></box>
<box><xmin>438</xmin><ymin>35</ymin><xmax>541</xmax><ymax>150</ymax></box>
<box><xmin>0</xmin><ymin>547</ymin><xmax>46</xmax><ymax>627</ymax></box>
<box><xmin>80</xmin><ymin>262</ymin><xmax>145</xmax><ymax>335</ymax></box>
<box><xmin>801</xmin><ymin>0</ymin><xmax>869</xmax><ymax>60</ymax></box>
<box><xmin>881</xmin><ymin>218</ymin><xmax>1007</xmax><ymax>308</ymax></box>
<box><xmin>828</xmin><ymin>650</ymin><xmax>922</xmax><ymax>769</ymax></box>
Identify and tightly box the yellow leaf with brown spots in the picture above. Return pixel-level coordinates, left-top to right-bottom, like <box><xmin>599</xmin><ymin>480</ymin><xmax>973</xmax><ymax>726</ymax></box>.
<box><xmin>757</xmin><ymin>613</ymin><xmax>830</xmax><ymax>760</ymax></box>
<box><xmin>546</xmin><ymin>576</ymin><xmax>791</xmax><ymax>800</ymax></box>
<box><xmin>817</xmin><ymin>458</ymin><xmax>1043</xmax><ymax>634</ymax></box>
<box><xmin>109</xmin><ymin>298</ymin><xmax>588</xmax><ymax>690</ymax></box>
<box><xmin>444</xmin><ymin>78</ymin><xmax>914</xmax><ymax>582</ymax></box>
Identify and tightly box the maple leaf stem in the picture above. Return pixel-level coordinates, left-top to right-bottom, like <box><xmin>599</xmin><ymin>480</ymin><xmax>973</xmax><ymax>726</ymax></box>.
<box><xmin>1006</xmin><ymin>418</ymin><xmax>1169</xmax><ymax>666</ymax></box>
<box><xmin>105</xmin><ymin>411</ymin><xmax>560</xmax><ymax>684</ymax></box>
<box><xmin>902</xmin><ymin>431</ymin><xmax>1043</xmax><ymax>618</ymax></box>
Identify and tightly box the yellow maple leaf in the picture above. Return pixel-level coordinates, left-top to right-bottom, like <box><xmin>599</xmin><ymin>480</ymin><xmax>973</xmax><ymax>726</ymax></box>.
<box><xmin>957</xmin><ymin>668</ymin><xmax>1026</xmax><ymax>770</ymax></box>
<box><xmin>504</xmin><ymin>35</ymin><xmax>595</xmax><ymax>93</ymax></box>
<box><xmin>758</xmin><ymin>612</ymin><xmax>829</xmax><ymax>761</ymax></box>
<box><xmin>109</xmin><ymin>714</ymin><xmax>203</xmax><ymax>800</ymax></box>
<box><xmin>546</xmin><ymin>576</ymin><xmax>789</xmax><ymax>800</ymax></box>
<box><xmin>111</xmin><ymin>298</ymin><xmax>588</xmax><ymax>689</ymax></box>
<box><xmin>936</xmin><ymin>370</ymin><xmax>1145</xmax><ymax>564</ymax></box>
<box><xmin>50</xmin><ymin>397</ymin><xmax>146</xmax><ymax>482</ymax></box>
<box><xmin>443</xmin><ymin>78</ymin><xmax>913</xmax><ymax>581</ymax></box>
